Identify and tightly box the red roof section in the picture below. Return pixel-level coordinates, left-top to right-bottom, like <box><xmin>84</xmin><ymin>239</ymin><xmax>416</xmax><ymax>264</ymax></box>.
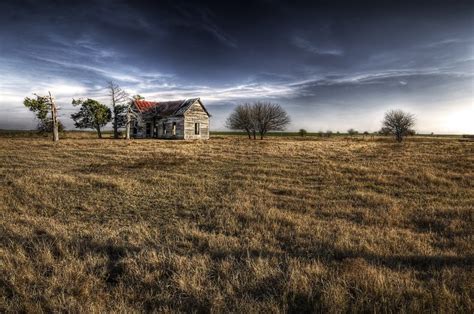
<box><xmin>134</xmin><ymin>99</ymin><xmax>186</xmax><ymax>116</ymax></box>
<box><xmin>134</xmin><ymin>100</ymin><xmax>159</xmax><ymax>112</ymax></box>
<box><xmin>132</xmin><ymin>98</ymin><xmax>210</xmax><ymax>117</ymax></box>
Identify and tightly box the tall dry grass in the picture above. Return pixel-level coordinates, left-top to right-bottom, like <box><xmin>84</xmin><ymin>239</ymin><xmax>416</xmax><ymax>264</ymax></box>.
<box><xmin>0</xmin><ymin>135</ymin><xmax>473</xmax><ymax>312</ymax></box>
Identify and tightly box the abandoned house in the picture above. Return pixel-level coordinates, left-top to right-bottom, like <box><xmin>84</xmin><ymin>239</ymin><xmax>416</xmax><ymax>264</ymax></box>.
<box><xmin>130</xmin><ymin>98</ymin><xmax>210</xmax><ymax>140</ymax></box>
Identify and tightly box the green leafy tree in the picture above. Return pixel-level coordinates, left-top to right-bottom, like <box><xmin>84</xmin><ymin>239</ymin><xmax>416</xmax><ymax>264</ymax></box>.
<box><xmin>71</xmin><ymin>98</ymin><xmax>112</xmax><ymax>138</ymax></box>
<box><xmin>132</xmin><ymin>94</ymin><xmax>145</xmax><ymax>100</ymax></box>
<box><xmin>24</xmin><ymin>96</ymin><xmax>49</xmax><ymax>121</ymax></box>
<box><xmin>37</xmin><ymin>120</ymin><xmax>65</xmax><ymax>133</ymax></box>
<box><xmin>298</xmin><ymin>129</ymin><xmax>307</xmax><ymax>137</ymax></box>
<box><xmin>24</xmin><ymin>92</ymin><xmax>59</xmax><ymax>141</ymax></box>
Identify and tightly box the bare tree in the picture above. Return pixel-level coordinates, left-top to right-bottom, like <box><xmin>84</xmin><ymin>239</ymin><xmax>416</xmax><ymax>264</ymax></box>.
<box><xmin>49</xmin><ymin>92</ymin><xmax>59</xmax><ymax>142</ymax></box>
<box><xmin>107</xmin><ymin>81</ymin><xmax>129</xmax><ymax>139</ymax></box>
<box><xmin>226</xmin><ymin>103</ymin><xmax>255</xmax><ymax>139</ymax></box>
<box><xmin>126</xmin><ymin>95</ymin><xmax>144</xmax><ymax>140</ymax></box>
<box><xmin>381</xmin><ymin>109</ymin><xmax>415</xmax><ymax>142</ymax></box>
<box><xmin>252</xmin><ymin>101</ymin><xmax>290</xmax><ymax>139</ymax></box>
<box><xmin>126</xmin><ymin>104</ymin><xmax>132</xmax><ymax>140</ymax></box>
<box><xmin>226</xmin><ymin>102</ymin><xmax>290</xmax><ymax>139</ymax></box>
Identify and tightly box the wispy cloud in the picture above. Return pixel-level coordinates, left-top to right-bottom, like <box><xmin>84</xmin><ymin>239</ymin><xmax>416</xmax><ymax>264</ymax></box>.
<box><xmin>420</xmin><ymin>38</ymin><xmax>472</xmax><ymax>49</ymax></box>
<box><xmin>140</xmin><ymin>82</ymin><xmax>294</xmax><ymax>103</ymax></box>
<box><xmin>132</xmin><ymin>65</ymin><xmax>473</xmax><ymax>104</ymax></box>
<box><xmin>292</xmin><ymin>36</ymin><xmax>343</xmax><ymax>56</ymax></box>
<box><xmin>47</xmin><ymin>34</ymin><xmax>120</xmax><ymax>60</ymax></box>
<box><xmin>291</xmin><ymin>66</ymin><xmax>473</xmax><ymax>88</ymax></box>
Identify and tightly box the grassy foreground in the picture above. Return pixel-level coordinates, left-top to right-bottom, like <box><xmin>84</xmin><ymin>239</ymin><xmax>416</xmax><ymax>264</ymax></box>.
<box><xmin>0</xmin><ymin>135</ymin><xmax>473</xmax><ymax>312</ymax></box>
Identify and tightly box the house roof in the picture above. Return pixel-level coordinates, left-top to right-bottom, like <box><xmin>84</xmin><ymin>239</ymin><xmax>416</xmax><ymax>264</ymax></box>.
<box><xmin>133</xmin><ymin>98</ymin><xmax>210</xmax><ymax>117</ymax></box>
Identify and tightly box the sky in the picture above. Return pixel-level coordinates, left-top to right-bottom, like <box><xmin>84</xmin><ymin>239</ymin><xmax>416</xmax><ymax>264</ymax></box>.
<box><xmin>0</xmin><ymin>0</ymin><xmax>473</xmax><ymax>133</ymax></box>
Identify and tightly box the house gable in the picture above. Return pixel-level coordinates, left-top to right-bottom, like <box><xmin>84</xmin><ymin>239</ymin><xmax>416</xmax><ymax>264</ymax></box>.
<box><xmin>183</xmin><ymin>100</ymin><xmax>209</xmax><ymax>139</ymax></box>
<box><xmin>178</xmin><ymin>99</ymin><xmax>211</xmax><ymax>117</ymax></box>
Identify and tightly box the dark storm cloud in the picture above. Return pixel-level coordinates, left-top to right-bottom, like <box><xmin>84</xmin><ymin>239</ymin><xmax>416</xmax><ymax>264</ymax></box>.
<box><xmin>0</xmin><ymin>0</ymin><xmax>473</xmax><ymax>133</ymax></box>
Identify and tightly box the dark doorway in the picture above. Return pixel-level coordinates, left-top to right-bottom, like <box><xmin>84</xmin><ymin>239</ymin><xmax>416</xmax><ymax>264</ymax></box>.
<box><xmin>145</xmin><ymin>123</ymin><xmax>151</xmax><ymax>137</ymax></box>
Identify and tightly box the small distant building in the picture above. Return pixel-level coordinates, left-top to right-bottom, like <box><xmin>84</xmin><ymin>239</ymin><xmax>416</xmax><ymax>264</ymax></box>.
<box><xmin>130</xmin><ymin>98</ymin><xmax>210</xmax><ymax>140</ymax></box>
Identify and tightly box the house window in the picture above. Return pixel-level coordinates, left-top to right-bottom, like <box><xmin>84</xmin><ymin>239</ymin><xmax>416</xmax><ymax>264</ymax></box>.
<box><xmin>162</xmin><ymin>122</ymin><xmax>166</xmax><ymax>135</ymax></box>
<box><xmin>172</xmin><ymin>122</ymin><xmax>177</xmax><ymax>135</ymax></box>
<box><xmin>194</xmin><ymin>123</ymin><xmax>200</xmax><ymax>135</ymax></box>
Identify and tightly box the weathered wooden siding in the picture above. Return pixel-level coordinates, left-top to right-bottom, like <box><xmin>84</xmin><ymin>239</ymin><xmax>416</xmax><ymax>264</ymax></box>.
<box><xmin>184</xmin><ymin>102</ymin><xmax>209</xmax><ymax>140</ymax></box>
<box><xmin>131</xmin><ymin>117</ymin><xmax>185</xmax><ymax>139</ymax></box>
<box><xmin>156</xmin><ymin>117</ymin><xmax>185</xmax><ymax>139</ymax></box>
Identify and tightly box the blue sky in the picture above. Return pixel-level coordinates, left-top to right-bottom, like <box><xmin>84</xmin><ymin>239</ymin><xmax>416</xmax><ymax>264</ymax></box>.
<box><xmin>0</xmin><ymin>0</ymin><xmax>473</xmax><ymax>133</ymax></box>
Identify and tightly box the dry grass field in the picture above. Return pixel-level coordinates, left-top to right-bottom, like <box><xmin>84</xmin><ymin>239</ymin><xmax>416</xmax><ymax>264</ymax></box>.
<box><xmin>0</xmin><ymin>134</ymin><xmax>473</xmax><ymax>312</ymax></box>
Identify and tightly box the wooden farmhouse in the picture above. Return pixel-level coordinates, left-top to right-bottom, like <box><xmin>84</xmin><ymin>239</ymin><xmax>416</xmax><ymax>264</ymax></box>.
<box><xmin>130</xmin><ymin>98</ymin><xmax>210</xmax><ymax>140</ymax></box>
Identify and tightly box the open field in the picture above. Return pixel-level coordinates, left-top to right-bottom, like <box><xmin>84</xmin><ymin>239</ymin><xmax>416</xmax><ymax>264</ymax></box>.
<box><xmin>0</xmin><ymin>134</ymin><xmax>473</xmax><ymax>312</ymax></box>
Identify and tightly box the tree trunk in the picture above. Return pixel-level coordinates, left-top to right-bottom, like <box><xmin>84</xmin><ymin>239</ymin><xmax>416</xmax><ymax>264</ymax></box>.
<box><xmin>396</xmin><ymin>131</ymin><xmax>403</xmax><ymax>142</ymax></box>
<box><xmin>126</xmin><ymin>107</ymin><xmax>131</xmax><ymax>140</ymax></box>
<box><xmin>252</xmin><ymin>130</ymin><xmax>256</xmax><ymax>140</ymax></box>
<box><xmin>49</xmin><ymin>91</ymin><xmax>59</xmax><ymax>142</ymax></box>
<box><xmin>245</xmin><ymin>128</ymin><xmax>251</xmax><ymax>139</ymax></box>
<box><xmin>113</xmin><ymin>107</ymin><xmax>119</xmax><ymax>139</ymax></box>
<box><xmin>111</xmin><ymin>87</ymin><xmax>119</xmax><ymax>139</ymax></box>
<box><xmin>97</xmin><ymin>126</ymin><xmax>102</xmax><ymax>139</ymax></box>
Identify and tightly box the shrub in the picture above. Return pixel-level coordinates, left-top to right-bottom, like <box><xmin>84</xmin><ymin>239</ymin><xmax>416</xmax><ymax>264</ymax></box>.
<box><xmin>347</xmin><ymin>128</ymin><xmax>358</xmax><ymax>136</ymax></box>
